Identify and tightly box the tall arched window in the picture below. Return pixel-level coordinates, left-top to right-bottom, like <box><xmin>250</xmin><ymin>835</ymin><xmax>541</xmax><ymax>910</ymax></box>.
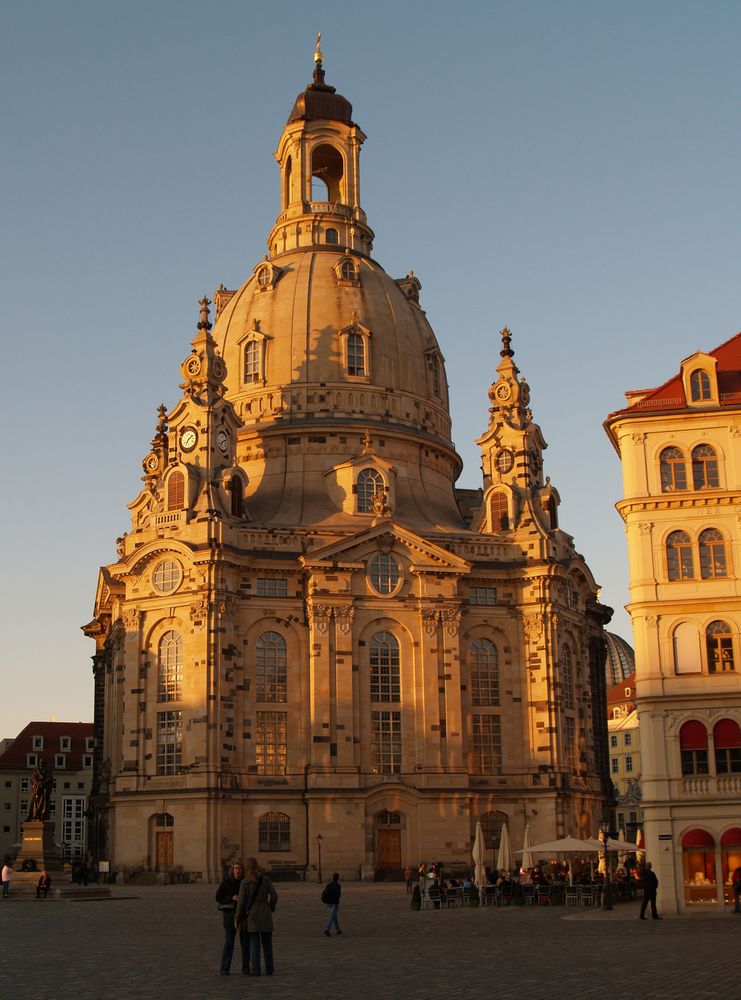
<box><xmin>158</xmin><ymin>630</ymin><xmax>183</xmax><ymax>702</ymax></box>
<box><xmin>347</xmin><ymin>332</ymin><xmax>366</xmax><ymax>376</ymax></box>
<box><xmin>256</xmin><ymin>631</ymin><xmax>287</xmax><ymax>702</ymax></box>
<box><xmin>244</xmin><ymin>340</ymin><xmax>260</xmax><ymax>383</ymax></box>
<box><xmin>690</xmin><ymin>369</ymin><xmax>711</xmax><ymax>401</ymax></box>
<box><xmin>357</xmin><ymin>468</ymin><xmax>384</xmax><ymax>513</ymax></box>
<box><xmin>428</xmin><ymin>354</ymin><xmax>441</xmax><ymax>398</ymax></box>
<box><xmin>679</xmin><ymin>720</ymin><xmax>708</xmax><ymax>775</ymax></box>
<box><xmin>471</xmin><ymin>638</ymin><xmax>499</xmax><ymax>706</ymax></box>
<box><xmin>259</xmin><ymin>811</ymin><xmax>290</xmax><ymax>852</ymax></box>
<box><xmin>370</xmin><ymin>631</ymin><xmax>400</xmax><ymax>702</ymax></box>
<box><xmin>692</xmin><ymin>444</ymin><xmax>719</xmax><ymax>490</ymax></box>
<box><xmin>478</xmin><ymin>809</ymin><xmax>508</xmax><ymax>850</ymax></box>
<box><xmin>714</xmin><ymin>719</ymin><xmax>741</xmax><ymax>774</ymax></box>
<box><xmin>284</xmin><ymin>155</ymin><xmax>292</xmax><ymax>207</ymax></box>
<box><xmin>706</xmin><ymin>621</ymin><xmax>734</xmax><ymax>674</ymax></box>
<box><xmin>659</xmin><ymin>447</ymin><xmax>688</xmax><ymax>492</ymax></box>
<box><xmin>699</xmin><ymin>528</ymin><xmax>727</xmax><ymax>578</ymax></box>
<box><xmin>561</xmin><ymin>644</ymin><xmax>575</xmax><ymax>709</ymax></box>
<box><xmin>325</xmin><ymin>228</ymin><xmax>339</xmax><ymax>244</ymax></box>
<box><xmin>230</xmin><ymin>476</ymin><xmax>243</xmax><ymax>518</ymax></box>
<box><xmin>167</xmin><ymin>471</ymin><xmax>185</xmax><ymax>511</ymax></box>
<box><xmin>666</xmin><ymin>530</ymin><xmax>694</xmax><ymax>580</ymax></box>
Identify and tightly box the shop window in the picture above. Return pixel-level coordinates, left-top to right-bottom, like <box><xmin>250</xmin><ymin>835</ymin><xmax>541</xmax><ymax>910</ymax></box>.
<box><xmin>699</xmin><ymin>528</ymin><xmax>727</xmax><ymax>579</ymax></box>
<box><xmin>721</xmin><ymin>828</ymin><xmax>741</xmax><ymax>903</ymax></box>
<box><xmin>689</xmin><ymin>369</ymin><xmax>711</xmax><ymax>402</ymax></box>
<box><xmin>659</xmin><ymin>447</ymin><xmax>687</xmax><ymax>492</ymax></box>
<box><xmin>682</xmin><ymin>828</ymin><xmax>717</xmax><ymax>904</ymax></box>
<box><xmin>706</xmin><ymin>621</ymin><xmax>734</xmax><ymax>673</ymax></box>
<box><xmin>714</xmin><ymin>719</ymin><xmax>741</xmax><ymax>774</ymax></box>
<box><xmin>692</xmin><ymin>444</ymin><xmax>719</xmax><ymax>490</ymax></box>
<box><xmin>666</xmin><ymin>530</ymin><xmax>694</xmax><ymax>580</ymax></box>
<box><xmin>680</xmin><ymin>720</ymin><xmax>708</xmax><ymax>775</ymax></box>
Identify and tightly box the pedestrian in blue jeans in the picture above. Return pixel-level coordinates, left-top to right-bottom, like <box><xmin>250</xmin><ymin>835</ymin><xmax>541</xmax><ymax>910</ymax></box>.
<box><xmin>322</xmin><ymin>872</ymin><xmax>342</xmax><ymax>936</ymax></box>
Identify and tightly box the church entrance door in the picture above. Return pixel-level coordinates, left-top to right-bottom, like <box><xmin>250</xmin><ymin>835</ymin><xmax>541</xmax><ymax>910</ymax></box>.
<box><xmin>376</xmin><ymin>829</ymin><xmax>401</xmax><ymax>869</ymax></box>
<box><xmin>156</xmin><ymin>830</ymin><xmax>173</xmax><ymax>869</ymax></box>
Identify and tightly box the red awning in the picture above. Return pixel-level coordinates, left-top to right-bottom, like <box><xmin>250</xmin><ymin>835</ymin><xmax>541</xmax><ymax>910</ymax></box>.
<box><xmin>679</xmin><ymin>720</ymin><xmax>708</xmax><ymax>750</ymax></box>
<box><xmin>721</xmin><ymin>828</ymin><xmax>741</xmax><ymax>847</ymax></box>
<box><xmin>682</xmin><ymin>829</ymin><xmax>715</xmax><ymax>849</ymax></box>
<box><xmin>714</xmin><ymin>718</ymin><xmax>741</xmax><ymax>749</ymax></box>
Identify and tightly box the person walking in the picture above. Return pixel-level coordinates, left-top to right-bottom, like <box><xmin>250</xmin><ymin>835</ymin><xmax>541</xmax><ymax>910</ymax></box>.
<box><xmin>215</xmin><ymin>860</ymin><xmax>248</xmax><ymax>976</ymax></box>
<box><xmin>322</xmin><ymin>872</ymin><xmax>342</xmax><ymax>936</ymax></box>
<box><xmin>2</xmin><ymin>862</ymin><xmax>12</xmax><ymax>898</ymax></box>
<box><xmin>732</xmin><ymin>865</ymin><xmax>741</xmax><ymax>913</ymax></box>
<box><xmin>404</xmin><ymin>865</ymin><xmax>414</xmax><ymax>893</ymax></box>
<box><xmin>639</xmin><ymin>861</ymin><xmax>661</xmax><ymax>920</ymax></box>
<box><xmin>235</xmin><ymin>858</ymin><xmax>278</xmax><ymax>976</ymax></box>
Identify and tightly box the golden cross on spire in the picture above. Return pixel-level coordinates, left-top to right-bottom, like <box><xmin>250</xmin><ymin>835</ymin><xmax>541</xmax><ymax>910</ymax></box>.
<box><xmin>314</xmin><ymin>32</ymin><xmax>323</xmax><ymax>64</ymax></box>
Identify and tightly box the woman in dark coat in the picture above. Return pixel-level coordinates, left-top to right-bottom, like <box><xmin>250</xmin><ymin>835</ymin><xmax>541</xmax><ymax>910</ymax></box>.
<box><xmin>235</xmin><ymin>857</ymin><xmax>278</xmax><ymax>976</ymax></box>
<box><xmin>215</xmin><ymin>861</ymin><xmax>248</xmax><ymax>975</ymax></box>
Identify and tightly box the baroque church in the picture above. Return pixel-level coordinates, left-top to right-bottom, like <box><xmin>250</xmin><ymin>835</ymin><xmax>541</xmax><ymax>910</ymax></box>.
<box><xmin>84</xmin><ymin>49</ymin><xmax>612</xmax><ymax>880</ymax></box>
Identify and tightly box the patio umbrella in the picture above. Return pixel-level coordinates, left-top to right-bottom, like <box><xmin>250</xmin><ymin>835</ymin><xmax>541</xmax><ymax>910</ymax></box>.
<box><xmin>521</xmin><ymin>824</ymin><xmax>533</xmax><ymax>872</ymax></box>
<box><xmin>527</xmin><ymin>836</ymin><xmax>602</xmax><ymax>854</ymax></box>
<box><xmin>496</xmin><ymin>822</ymin><xmax>513</xmax><ymax>873</ymax></box>
<box><xmin>472</xmin><ymin>820</ymin><xmax>487</xmax><ymax>889</ymax></box>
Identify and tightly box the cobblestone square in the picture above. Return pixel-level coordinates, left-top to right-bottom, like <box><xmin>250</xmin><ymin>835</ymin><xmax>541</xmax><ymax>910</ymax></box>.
<box><xmin>0</xmin><ymin>883</ymin><xmax>737</xmax><ymax>1000</ymax></box>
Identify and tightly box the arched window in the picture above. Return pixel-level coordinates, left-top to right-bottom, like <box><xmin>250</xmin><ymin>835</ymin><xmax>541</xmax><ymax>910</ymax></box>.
<box><xmin>259</xmin><ymin>811</ymin><xmax>290</xmax><ymax>852</ymax></box>
<box><xmin>666</xmin><ymin>530</ymin><xmax>694</xmax><ymax>580</ymax></box>
<box><xmin>706</xmin><ymin>621</ymin><xmax>734</xmax><ymax>673</ymax></box>
<box><xmin>311</xmin><ymin>144</ymin><xmax>343</xmax><ymax>201</ymax></box>
<box><xmin>673</xmin><ymin>622</ymin><xmax>702</xmax><ymax>674</ymax></box>
<box><xmin>699</xmin><ymin>528</ymin><xmax>727</xmax><ymax>578</ymax></box>
<box><xmin>154</xmin><ymin>812</ymin><xmax>174</xmax><ymax>827</ymax></box>
<box><xmin>690</xmin><ymin>369</ymin><xmax>711</xmax><ymax>401</ymax></box>
<box><xmin>680</xmin><ymin>721</ymin><xmax>708</xmax><ymax>775</ymax></box>
<box><xmin>561</xmin><ymin>644</ymin><xmax>575</xmax><ymax>709</ymax></box>
<box><xmin>244</xmin><ymin>340</ymin><xmax>261</xmax><ymax>383</ymax></box>
<box><xmin>158</xmin><ymin>630</ymin><xmax>183</xmax><ymax>702</ymax></box>
<box><xmin>478</xmin><ymin>810</ymin><xmax>508</xmax><ymax>850</ymax></box>
<box><xmin>325</xmin><ymin>228</ymin><xmax>339</xmax><ymax>244</ymax></box>
<box><xmin>370</xmin><ymin>631</ymin><xmax>400</xmax><ymax>702</ymax></box>
<box><xmin>256</xmin><ymin>631</ymin><xmax>287</xmax><ymax>702</ymax></box>
<box><xmin>490</xmin><ymin>492</ymin><xmax>509</xmax><ymax>532</ymax></box>
<box><xmin>347</xmin><ymin>332</ymin><xmax>366</xmax><ymax>376</ymax></box>
<box><xmin>284</xmin><ymin>155</ymin><xmax>292</xmax><ymax>207</ymax></box>
<box><xmin>681</xmin><ymin>828</ymin><xmax>717</xmax><ymax>904</ymax></box>
<box><xmin>471</xmin><ymin>638</ymin><xmax>499</xmax><ymax>706</ymax></box>
<box><xmin>659</xmin><ymin>447</ymin><xmax>687</xmax><ymax>492</ymax></box>
<box><xmin>357</xmin><ymin>468</ymin><xmax>384</xmax><ymax>513</ymax></box>
<box><xmin>340</xmin><ymin>258</ymin><xmax>358</xmax><ymax>281</ymax></box>
<box><xmin>167</xmin><ymin>471</ymin><xmax>185</xmax><ymax>511</ymax></box>
<box><xmin>377</xmin><ymin>809</ymin><xmax>402</xmax><ymax>826</ymax></box>
<box><xmin>230</xmin><ymin>476</ymin><xmax>243</xmax><ymax>518</ymax></box>
<box><xmin>714</xmin><ymin>719</ymin><xmax>741</xmax><ymax>774</ymax></box>
<box><xmin>692</xmin><ymin>444</ymin><xmax>719</xmax><ymax>490</ymax></box>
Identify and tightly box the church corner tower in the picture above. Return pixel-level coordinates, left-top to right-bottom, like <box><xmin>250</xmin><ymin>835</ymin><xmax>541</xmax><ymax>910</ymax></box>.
<box><xmin>84</xmin><ymin>47</ymin><xmax>612</xmax><ymax>881</ymax></box>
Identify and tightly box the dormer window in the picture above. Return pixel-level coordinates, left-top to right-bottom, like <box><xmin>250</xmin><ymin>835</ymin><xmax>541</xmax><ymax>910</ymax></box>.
<box><xmin>252</xmin><ymin>260</ymin><xmax>281</xmax><ymax>292</ymax></box>
<box><xmin>356</xmin><ymin>468</ymin><xmax>384</xmax><ymax>513</ymax></box>
<box><xmin>347</xmin><ymin>332</ymin><xmax>365</xmax><ymax>376</ymax></box>
<box><xmin>335</xmin><ymin>256</ymin><xmax>360</xmax><ymax>285</ymax></box>
<box><xmin>339</xmin><ymin>323</ymin><xmax>372</xmax><ymax>381</ymax></box>
<box><xmin>425</xmin><ymin>349</ymin><xmax>445</xmax><ymax>401</ymax></box>
<box><xmin>239</xmin><ymin>324</ymin><xmax>271</xmax><ymax>387</ymax></box>
<box><xmin>244</xmin><ymin>340</ymin><xmax>261</xmax><ymax>383</ymax></box>
<box><xmin>32</xmin><ymin>735</ymin><xmax>43</xmax><ymax>751</ymax></box>
<box><xmin>690</xmin><ymin>369</ymin><xmax>711</xmax><ymax>401</ymax></box>
<box><xmin>257</xmin><ymin>265</ymin><xmax>271</xmax><ymax>288</ymax></box>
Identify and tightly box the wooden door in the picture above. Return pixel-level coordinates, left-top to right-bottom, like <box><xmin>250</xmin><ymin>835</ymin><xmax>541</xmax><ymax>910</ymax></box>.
<box><xmin>376</xmin><ymin>829</ymin><xmax>401</xmax><ymax>869</ymax></box>
<box><xmin>156</xmin><ymin>830</ymin><xmax>173</xmax><ymax>869</ymax></box>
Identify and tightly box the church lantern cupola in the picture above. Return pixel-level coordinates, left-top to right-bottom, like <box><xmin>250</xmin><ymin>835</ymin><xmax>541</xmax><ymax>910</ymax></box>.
<box><xmin>268</xmin><ymin>36</ymin><xmax>374</xmax><ymax>258</ymax></box>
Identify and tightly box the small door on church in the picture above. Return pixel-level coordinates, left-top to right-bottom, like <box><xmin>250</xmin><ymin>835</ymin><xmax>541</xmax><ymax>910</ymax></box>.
<box><xmin>376</xmin><ymin>829</ymin><xmax>401</xmax><ymax>869</ymax></box>
<box><xmin>156</xmin><ymin>830</ymin><xmax>173</xmax><ymax>869</ymax></box>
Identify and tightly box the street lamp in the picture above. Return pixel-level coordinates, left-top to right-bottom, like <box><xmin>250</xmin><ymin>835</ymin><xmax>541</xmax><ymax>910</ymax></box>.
<box><xmin>316</xmin><ymin>833</ymin><xmax>323</xmax><ymax>884</ymax></box>
<box><xmin>599</xmin><ymin>820</ymin><xmax>613</xmax><ymax>911</ymax></box>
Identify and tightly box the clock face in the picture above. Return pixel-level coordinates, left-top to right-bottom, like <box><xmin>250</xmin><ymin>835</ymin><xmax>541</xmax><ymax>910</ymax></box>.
<box><xmin>496</xmin><ymin>449</ymin><xmax>514</xmax><ymax>474</ymax></box>
<box><xmin>495</xmin><ymin>382</ymin><xmax>512</xmax><ymax>402</ymax></box>
<box><xmin>180</xmin><ymin>427</ymin><xmax>198</xmax><ymax>452</ymax></box>
<box><xmin>217</xmin><ymin>429</ymin><xmax>229</xmax><ymax>455</ymax></box>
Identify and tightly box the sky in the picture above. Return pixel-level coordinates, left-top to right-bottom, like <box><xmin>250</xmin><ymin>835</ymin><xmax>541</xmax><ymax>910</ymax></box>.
<box><xmin>1</xmin><ymin>0</ymin><xmax>739</xmax><ymax>738</ymax></box>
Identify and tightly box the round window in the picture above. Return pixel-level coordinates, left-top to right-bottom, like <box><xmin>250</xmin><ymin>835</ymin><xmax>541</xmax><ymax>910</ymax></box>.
<box><xmin>496</xmin><ymin>449</ymin><xmax>514</xmax><ymax>474</ymax></box>
<box><xmin>257</xmin><ymin>266</ymin><xmax>271</xmax><ymax>287</ymax></box>
<box><xmin>368</xmin><ymin>553</ymin><xmax>401</xmax><ymax>595</ymax></box>
<box><xmin>152</xmin><ymin>560</ymin><xmax>182</xmax><ymax>594</ymax></box>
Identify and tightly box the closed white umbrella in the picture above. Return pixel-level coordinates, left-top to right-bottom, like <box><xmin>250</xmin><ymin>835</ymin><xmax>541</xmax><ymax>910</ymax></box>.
<box><xmin>497</xmin><ymin>823</ymin><xmax>513</xmax><ymax>873</ymax></box>
<box><xmin>521</xmin><ymin>824</ymin><xmax>533</xmax><ymax>872</ymax></box>
<box><xmin>636</xmin><ymin>828</ymin><xmax>645</xmax><ymax>862</ymax></box>
<box><xmin>472</xmin><ymin>820</ymin><xmax>487</xmax><ymax>890</ymax></box>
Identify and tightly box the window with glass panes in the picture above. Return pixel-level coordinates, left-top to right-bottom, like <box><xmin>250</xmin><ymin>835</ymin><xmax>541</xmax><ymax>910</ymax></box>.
<box><xmin>667</xmin><ymin>530</ymin><xmax>694</xmax><ymax>580</ymax></box>
<box><xmin>472</xmin><ymin>714</ymin><xmax>502</xmax><ymax>774</ymax></box>
<box><xmin>660</xmin><ymin>447</ymin><xmax>687</xmax><ymax>492</ymax></box>
<box><xmin>62</xmin><ymin>796</ymin><xmax>86</xmax><ymax>858</ymax></box>
<box><xmin>706</xmin><ymin>621</ymin><xmax>734</xmax><ymax>673</ymax></box>
<box><xmin>255</xmin><ymin>712</ymin><xmax>287</xmax><ymax>775</ymax></box>
<box><xmin>561</xmin><ymin>645</ymin><xmax>575</xmax><ymax>709</ymax></box>
<box><xmin>256</xmin><ymin>631</ymin><xmax>287</xmax><ymax>702</ymax></box>
<box><xmin>699</xmin><ymin>528</ymin><xmax>727</xmax><ymax>578</ymax></box>
<box><xmin>370</xmin><ymin>632</ymin><xmax>400</xmax><ymax>702</ymax></box>
<box><xmin>470</xmin><ymin>638</ymin><xmax>499</xmax><ymax>706</ymax></box>
<box><xmin>156</xmin><ymin>711</ymin><xmax>183</xmax><ymax>775</ymax></box>
<box><xmin>244</xmin><ymin>340</ymin><xmax>260</xmax><ymax>383</ymax></box>
<box><xmin>371</xmin><ymin>711</ymin><xmax>401</xmax><ymax>774</ymax></box>
<box><xmin>357</xmin><ymin>469</ymin><xmax>383</xmax><ymax>513</ymax></box>
<box><xmin>692</xmin><ymin>444</ymin><xmax>719</xmax><ymax>489</ymax></box>
<box><xmin>158</xmin><ymin>630</ymin><xmax>183</xmax><ymax>702</ymax></box>
<box><xmin>347</xmin><ymin>332</ymin><xmax>365</xmax><ymax>376</ymax></box>
<box><xmin>563</xmin><ymin>715</ymin><xmax>577</xmax><ymax>769</ymax></box>
<box><xmin>256</xmin><ymin>578</ymin><xmax>288</xmax><ymax>597</ymax></box>
<box><xmin>469</xmin><ymin>587</ymin><xmax>497</xmax><ymax>605</ymax></box>
<box><xmin>259</xmin><ymin>811</ymin><xmax>291</xmax><ymax>852</ymax></box>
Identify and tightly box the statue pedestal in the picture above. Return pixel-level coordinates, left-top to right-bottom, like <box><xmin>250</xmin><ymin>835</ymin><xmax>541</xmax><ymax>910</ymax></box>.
<box><xmin>17</xmin><ymin>820</ymin><xmax>61</xmax><ymax>872</ymax></box>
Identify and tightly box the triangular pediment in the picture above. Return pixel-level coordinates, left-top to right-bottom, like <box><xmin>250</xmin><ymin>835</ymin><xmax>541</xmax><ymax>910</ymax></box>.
<box><xmin>301</xmin><ymin>521</ymin><xmax>471</xmax><ymax>574</ymax></box>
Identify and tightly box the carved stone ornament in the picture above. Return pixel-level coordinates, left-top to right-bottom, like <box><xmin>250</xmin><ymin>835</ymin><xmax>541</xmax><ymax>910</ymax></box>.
<box><xmin>638</xmin><ymin>521</ymin><xmax>654</xmax><ymax>536</ymax></box>
<box><xmin>440</xmin><ymin>608</ymin><xmax>462</xmax><ymax>636</ymax></box>
<box><xmin>308</xmin><ymin>603</ymin><xmax>332</xmax><ymax>635</ymax></box>
<box><xmin>663</xmin><ymin>707</ymin><xmax>724</xmax><ymax>736</ymax></box>
<box><xmin>110</xmin><ymin>619</ymin><xmax>126</xmax><ymax>652</ymax></box>
<box><xmin>644</xmin><ymin>614</ymin><xmax>659</xmax><ymax>629</ymax></box>
<box><xmin>419</xmin><ymin>608</ymin><xmax>438</xmax><ymax>637</ymax></box>
<box><xmin>522</xmin><ymin>613</ymin><xmax>545</xmax><ymax>642</ymax></box>
<box><xmin>630</xmin><ymin>432</ymin><xmax>647</xmax><ymax>445</ymax></box>
<box><xmin>122</xmin><ymin>609</ymin><xmax>141</xmax><ymax>631</ymax></box>
<box><xmin>190</xmin><ymin>598</ymin><xmax>209</xmax><ymax>625</ymax></box>
<box><xmin>334</xmin><ymin>605</ymin><xmax>356</xmax><ymax>635</ymax></box>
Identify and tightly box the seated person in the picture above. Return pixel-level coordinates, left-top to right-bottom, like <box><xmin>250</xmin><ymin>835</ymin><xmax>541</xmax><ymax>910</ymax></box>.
<box><xmin>36</xmin><ymin>870</ymin><xmax>51</xmax><ymax>898</ymax></box>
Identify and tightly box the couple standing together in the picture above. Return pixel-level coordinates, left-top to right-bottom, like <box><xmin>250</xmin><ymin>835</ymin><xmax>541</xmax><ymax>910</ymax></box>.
<box><xmin>216</xmin><ymin>859</ymin><xmax>277</xmax><ymax>977</ymax></box>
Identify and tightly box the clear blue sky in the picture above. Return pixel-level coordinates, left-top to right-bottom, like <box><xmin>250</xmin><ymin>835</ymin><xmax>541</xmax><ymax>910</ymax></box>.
<box><xmin>2</xmin><ymin>1</ymin><xmax>739</xmax><ymax>737</ymax></box>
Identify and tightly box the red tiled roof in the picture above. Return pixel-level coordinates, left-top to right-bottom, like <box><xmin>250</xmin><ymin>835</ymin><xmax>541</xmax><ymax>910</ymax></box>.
<box><xmin>0</xmin><ymin>721</ymin><xmax>93</xmax><ymax>771</ymax></box>
<box><xmin>606</xmin><ymin>331</ymin><xmax>741</xmax><ymax>420</ymax></box>
<box><xmin>607</xmin><ymin>672</ymin><xmax>636</xmax><ymax>706</ymax></box>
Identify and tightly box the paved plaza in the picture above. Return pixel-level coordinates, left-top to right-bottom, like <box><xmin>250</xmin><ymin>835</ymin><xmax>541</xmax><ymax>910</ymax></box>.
<box><xmin>0</xmin><ymin>882</ymin><xmax>737</xmax><ymax>1000</ymax></box>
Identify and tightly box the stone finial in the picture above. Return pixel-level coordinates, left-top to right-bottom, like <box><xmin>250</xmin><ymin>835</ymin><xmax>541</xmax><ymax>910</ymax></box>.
<box><xmin>500</xmin><ymin>326</ymin><xmax>514</xmax><ymax>358</ymax></box>
<box><xmin>361</xmin><ymin>429</ymin><xmax>372</xmax><ymax>453</ymax></box>
<box><xmin>198</xmin><ymin>295</ymin><xmax>212</xmax><ymax>333</ymax></box>
<box><xmin>156</xmin><ymin>404</ymin><xmax>168</xmax><ymax>436</ymax></box>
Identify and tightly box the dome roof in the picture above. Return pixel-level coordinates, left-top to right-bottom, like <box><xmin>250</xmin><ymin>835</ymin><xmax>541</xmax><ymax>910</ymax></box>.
<box><xmin>287</xmin><ymin>59</ymin><xmax>353</xmax><ymax>125</ymax></box>
<box><xmin>604</xmin><ymin>632</ymin><xmax>635</xmax><ymax>686</ymax></box>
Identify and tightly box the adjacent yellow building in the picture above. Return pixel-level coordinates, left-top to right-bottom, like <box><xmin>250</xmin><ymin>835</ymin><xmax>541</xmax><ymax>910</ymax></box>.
<box><xmin>605</xmin><ymin>333</ymin><xmax>741</xmax><ymax>911</ymax></box>
<box><xmin>84</xmin><ymin>54</ymin><xmax>612</xmax><ymax>881</ymax></box>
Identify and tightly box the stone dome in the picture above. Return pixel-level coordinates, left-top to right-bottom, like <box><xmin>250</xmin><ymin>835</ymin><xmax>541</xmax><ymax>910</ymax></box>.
<box><xmin>604</xmin><ymin>632</ymin><xmax>635</xmax><ymax>686</ymax></box>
